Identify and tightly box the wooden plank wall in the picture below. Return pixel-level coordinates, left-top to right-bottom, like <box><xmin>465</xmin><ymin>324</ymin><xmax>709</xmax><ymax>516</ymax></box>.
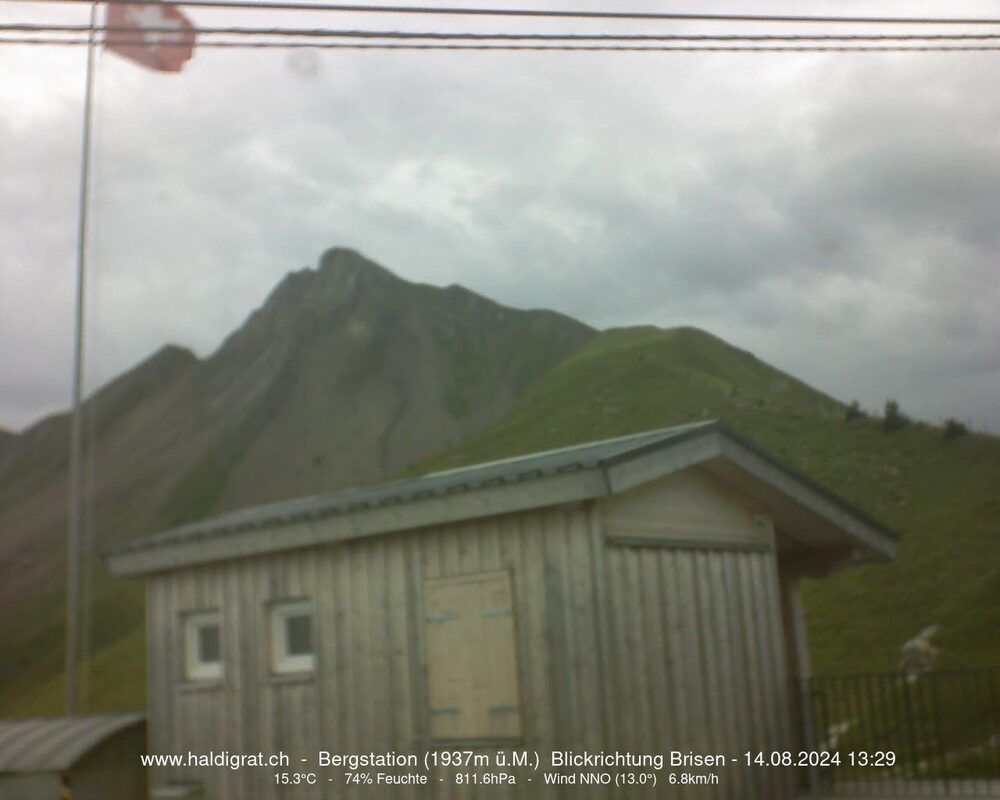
<box><xmin>604</xmin><ymin>544</ymin><xmax>796</xmax><ymax>800</ymax></box>
<box><xmin>146</xmin><ymin>504</ymin><xmax>608</xmax><ymax>800</ymax></box>
<box><xmin>145</xmin><ymin>491</ymin><xmax>796</xmax><ymax>799</ymax></box>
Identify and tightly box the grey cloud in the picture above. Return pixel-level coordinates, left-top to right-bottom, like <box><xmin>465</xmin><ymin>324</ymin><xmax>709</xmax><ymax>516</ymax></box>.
<box><xmin>2</xmin><ymin>5</ymin><xmax>998</xmax><ymax>432</ymax></box>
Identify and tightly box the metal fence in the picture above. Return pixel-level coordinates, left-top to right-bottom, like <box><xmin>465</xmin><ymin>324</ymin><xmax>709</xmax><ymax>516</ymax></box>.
<box><xmin>796</xmin><ymin>669</ymin><xmax>999</xmax><ymax>797</ymax></box>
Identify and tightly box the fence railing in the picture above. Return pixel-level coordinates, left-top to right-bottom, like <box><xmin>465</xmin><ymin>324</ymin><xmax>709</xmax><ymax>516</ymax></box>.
<box><xmin>796</xmin><ymin>669</ymin><xmax>999</xmax><ymax>796</ymax></box>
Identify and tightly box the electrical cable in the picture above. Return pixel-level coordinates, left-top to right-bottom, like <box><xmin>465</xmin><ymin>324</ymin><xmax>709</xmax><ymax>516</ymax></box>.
<box><xmin>6</xmin><ymin>35</ymin><xmax>1000</xmax><ymax>51</ymax></box>
<box><xmin>8</xmin><ymin>22</ymin><xmax>1000</xmax><ymax>42</ymax></box>
<box><xmin>10</xmin><ymin>0</ymin><xmax>1000</xmax><ymax>26</ymax></box>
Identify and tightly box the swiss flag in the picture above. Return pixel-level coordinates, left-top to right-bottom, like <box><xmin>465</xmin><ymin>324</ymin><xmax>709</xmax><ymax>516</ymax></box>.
<box><xmin>105</xmin><ymin>0</ymin><xmax>196</xmax><ymax>72</ymax></box>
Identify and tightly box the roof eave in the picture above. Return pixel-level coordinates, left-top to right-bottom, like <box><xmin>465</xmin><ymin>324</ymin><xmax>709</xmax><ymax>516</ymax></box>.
<box><xmin>107</xmin><ymin>467</ymin><xmax>611</xmax><ymax>577</ymax></box>
<box><xmin>714</xmin><ymin>430</ymin><xmax>897</xmax><ymax>561</ymax></box>
<box><xmin>107</xmin><ymin>421</ymin><xmax>897</xmax><ymax>576</ymax></box>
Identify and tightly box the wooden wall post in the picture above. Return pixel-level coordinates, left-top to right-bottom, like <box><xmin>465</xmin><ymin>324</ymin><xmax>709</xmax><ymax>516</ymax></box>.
<box><xmin>780</xmin><ymin>568</ymin><xmax>821</xmax><ymax>795</ymax></box>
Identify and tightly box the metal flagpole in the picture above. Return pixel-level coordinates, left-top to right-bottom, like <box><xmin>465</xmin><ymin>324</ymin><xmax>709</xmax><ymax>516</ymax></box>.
<box><xmin>65</xmin><ymin>0</ymin><xmax>99</xmax><ymax>717</ymax></box>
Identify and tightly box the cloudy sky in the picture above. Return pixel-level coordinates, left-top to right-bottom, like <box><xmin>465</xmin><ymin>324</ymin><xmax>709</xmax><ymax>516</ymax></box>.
<box><xmin>2</xmin><ymin>0</ymin><xmax>998</xmax><ymax>433</ymax></box>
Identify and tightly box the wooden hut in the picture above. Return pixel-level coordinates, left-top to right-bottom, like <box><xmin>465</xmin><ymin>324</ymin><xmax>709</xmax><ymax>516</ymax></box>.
<box><xmin>107</xmin><ymin>421</ymin><xmax>896</xmax><ymax>799</ymax></box>
<box><xmin>0</xmin><ymin>714</ymin><xmax>146</xmax><ymax>800</ymax></box>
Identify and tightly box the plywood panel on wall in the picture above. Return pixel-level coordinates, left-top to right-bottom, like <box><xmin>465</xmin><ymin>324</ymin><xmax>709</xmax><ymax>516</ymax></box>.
<box><xmin>424</xmin><ymin>571</ymin><xmax>521</xmax><ymax>741</ymax></box>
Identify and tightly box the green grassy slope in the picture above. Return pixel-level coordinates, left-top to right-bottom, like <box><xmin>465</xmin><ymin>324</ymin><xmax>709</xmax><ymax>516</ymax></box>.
<box><xmin>412</xmin><ymin>326</ymin><xmax>1000</xmax><ymax>675</ymax></box>
<box><xmin>5</xmin><ymin>324</ymin><xmax>995</xmax><ymax>718</ymax></box>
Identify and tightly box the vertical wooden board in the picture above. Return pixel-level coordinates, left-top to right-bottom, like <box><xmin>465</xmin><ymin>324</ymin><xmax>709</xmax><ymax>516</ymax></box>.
<box><xmin>326</xmin><ymin>544</ymin><xmax>349</xmax><ymax>777</ymax></box>
<box><xmin>167</xmin><ymin>571</ymin><xmax>184</xmax><ymax>784</ymax></box>
<box><xmin>748</xmin><ymin>555</ymin><xmax>778</xmax><ymax>727</ymax></box>
<box><xmin>493</xmin><ymin>515</ymin><xmax>532</xmax><ymax>757</ymax></box>
<box><xmin>660</xmin><ymin>552</ymin><xmax>689</xmax><ymax>800</ymax></box>
<box><xmin>562</xmin><ymin>509</ymin><xmax>602</xmax><ymax>800</ymax></box>
<box><xmin>174</xmin><ymin>571</ymin><xmax>194</xmax><ymax>783</ymax></box>
<box><xmin>276</xmin><ymin>559</ymin><xmax>294</xmax><ymax>769</ymax></box>
<box><xmin>276</xmin><ymin>552</ymin><xmax>290</xmax><ymax>598</ymax></box>
<box><xmin>404</xmin><ymin>537</ymin><xmax>430</xmax><ymax>755</ymax></box>
<box><xmin>520</xmin><ymin>514</ymin><xmax>554</xmax><ymax>753</ymax></box>
<box><xmin>176</xmin><ymin>571</ymin><xmax>197</xmax><ymax>785</ymax></box>
<box><xmin>706</xmin><ymin>552</ymin><xmax>742</xmax><ymax>800</ymax></box>
<box><xmin>384</xmin><ymin>538</ymin><xmax>415</xmax><ymax>800</ymax></box>
<box><xmin>748</xmin><ymin>552</ymin><xmax>783</xmax><ymax>798</ymax></box>
<box><xmin>459</xmin><ymin>519</ymin><xmax>482</xmax><ymax>573</ymax></box>
<box><xmin>148</xmin><ymin>578</ymin><xmax>170</xmax><ymax>788</ymax></box>
<box><xmin>621</xmin><ymin>548</ymin><xmax>649</xmax><ymax>800</ymax></box>
<box><xmin>499</xmin><ymin>515</ymin><xmax>528</xmax><ymax>751</ymax></box>
<box><xmin>760</xmin><ymin>553</ymin><xmax>796</xmax><ymax>798</ymax></box>
<box><xmin>640</xmin><ymin>549</ymin><xmax>670</xmax><ymax>754</ymax></box>
<box><xmin>731</xmin><ymin>554</ymin><xmax>765</xmax><ymax>800</ymax></box>
<box><xmin>606</xmin><ymin>544</ymin><xmax>629</xmax><ymax>766</ymax></box>
<box><xmin>220</xmin><ymin>564</ymin><xmax>239</xmax><ymax>798</ymax></box>
<box><xmin>442</xmin><ymin>522</ymin><xmax>463</xmax><ymax>577</ymax></box>
<box><xmin>629</xmin><ymin>548</ymin><xmax>656</xmax><ymax>754</ymax></box>
<box><xmin>612</xmin><ymin>545</ymin><xmax>643</xmax><ymax>763</ymax></box>
<box><xmin>479</xmin><ymin>516</ymin><xmax>503</xmax><ymax>572</ymax></box>
<box><xmin>542</xmin><ymin>509</ymin><xmax>574</xmax><ymax>747</ymax></box>
<box><xmin>238</xmin><ymin>558</ymin><xmax>262</xmax><ymax>799</ymax></box>
<box><xmin>303</xmin><ymin>550</ymin><xmax>323</xmax><ymax>800</ymax></box>
<box><xmin>381</xmin><ymin>540</ymin><xmax>400</xmax><ymax>753</ymax></box>
<box><xmin>586</xmin><ymin>503</ymin><xmax>616</xmax><ymax>767</ymax></box>
<box><xmin>299</xmin><ymin>681</ymin><xmax>319</xmax><ymax>800</ymax></box>
<box><xmin>146</xmin><ymin>580</ymin><xmax>163</xmax><ymax>753</ymax></box>
<box><xmin>518</xmin><ymin>514</ymin><xmax>562</xmax><ymax>800</ymax></box>
<box><xmin>329</xmin><ymin>543</ymin><xmax>352</xmax><ymax>796</ymax></box>
<box><xmin>734</xmin><ymin>552</ymin><xmax>765</xmax><ymax>800</ymax></box>
<box><xmin>199</xmin><ymin>568</ymin><xmax>222</xmax><ymax>796</ymax></box>
<box><xmin>423</xmin><ymin>526</ymin><xmax>445</xmax><ymax>580</ymax></box>
<box><xmin>602</xmin><ymin>545</ymin><xmax>625</xmax><ymax>751</ymax></box>
<box><xmin>367</xmin><ymin>540</ymin><xmax>391</xmax><ymax>749</ymax></box>
<box><xmin>755</xmin><ymin>553</ymin><xmax>785</xmax><ymax>799</ymax></box>
<box><xmin>691</xmin><ymin>551</ymin><xmax>722</xmax><ymax>800</ymax></box>
<box><xmin>566</xmin><ymin>509</ymin><xmax>602</xmax><ymax>753</ymax></box>
<box><xmin>674</xmin><ymin>550</ymin><xmax>710</xmax><ymax>790</ymax></box>
<box><xmin>315</xmin><ymin>545</ymin><xmax>333</xmax><ymax>746</ymax></box>
<box><xmin>256</xmin><ymin>557</ymin><xmax>276</xmax><ymax>790</ymax></box>
<box><xmin>353</xmin><ymin>542</ymin><xmax>374</xmax><ymax>764</ymax></box>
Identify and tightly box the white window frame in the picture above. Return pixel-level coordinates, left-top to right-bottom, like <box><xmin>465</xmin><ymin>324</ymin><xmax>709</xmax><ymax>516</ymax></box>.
<box><xmin>270</xmin><ymin>600</ymin><xmax>315</xmax><ymax>675</ymax></box>
<box><xmin>184</xmin><ymin>610</ymin><xmax>223</xmax><ymax>682</ymax></box>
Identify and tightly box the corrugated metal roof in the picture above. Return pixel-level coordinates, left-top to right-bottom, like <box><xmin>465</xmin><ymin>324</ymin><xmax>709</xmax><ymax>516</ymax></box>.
<box><xmin>108</xmin><ymin>418</ymin><xmax>897</xmax><ymax>562</ymax></box>
<box><xmin>0</xmin><ymin>713</ymin><xmax>145</xmax><ymax>772</ymax></box>
<box><xmin>112</xmin><ymin>421</ymin><xmax>716</xmax><ymax>556</ymax></box>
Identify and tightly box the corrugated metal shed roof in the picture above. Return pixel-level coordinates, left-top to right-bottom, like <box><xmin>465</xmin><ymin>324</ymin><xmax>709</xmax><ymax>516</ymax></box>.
<box><xmin>109</xmin><ymin>419</ymin><xmax>899</xmax><ymax>569</ymax></box>
<box><xmin>0</xmin><ymin>713</ymin><xmax>145</xmax><ymax>772</ymax></box>
<box><xmin>112</xmin><ymin>420</ymin><xmax>716</xmax><ymax>556</ymax></box>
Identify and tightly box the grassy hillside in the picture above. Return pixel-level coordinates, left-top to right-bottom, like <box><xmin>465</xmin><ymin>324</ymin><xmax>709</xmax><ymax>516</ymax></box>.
<box><xmin>4</xmin><ymin>324</ymin><xmax>995</xmax><ymax>717</ymax></box>
<box><xmin>412</xmin><ymin>326</ymin><xmax>1000</xmax><ymax>675</ymax></box>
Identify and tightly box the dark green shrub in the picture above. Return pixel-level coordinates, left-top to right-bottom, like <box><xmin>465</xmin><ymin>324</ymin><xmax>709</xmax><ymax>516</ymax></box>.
<box><xmin>883</xmin><ymin>399</ymin><xmax>908</xmax><ymax>432</ymax></box>
<box><xmin>845</xmin><ymin>400</ymin><xmax>866</xmax><ymax>422</ymax></box>
<box><xmin>943</xmin><ymin>418</ymin><xmax>967</xmax><ymax>439</ymax></box>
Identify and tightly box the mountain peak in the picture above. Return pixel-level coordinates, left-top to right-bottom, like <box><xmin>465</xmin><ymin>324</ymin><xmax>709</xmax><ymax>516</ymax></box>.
<box><xmin>317</xmin><ymin>247</ymin><xmax>397</xmax><ymax>283</ymax></box>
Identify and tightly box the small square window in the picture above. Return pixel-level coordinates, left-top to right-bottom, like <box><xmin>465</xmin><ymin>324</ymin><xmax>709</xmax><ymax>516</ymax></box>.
<box><xmin>271</xmin><ymin>600</ymin><xmax>315</xmax><ymax>674</ymax></box>
<box><xmin>184</xmin><ymin>611</ymin><xmax>222</xmax><ymax>681</ymax></box>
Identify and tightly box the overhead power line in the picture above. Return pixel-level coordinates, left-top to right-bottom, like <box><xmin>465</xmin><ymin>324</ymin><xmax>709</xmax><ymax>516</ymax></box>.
<box><xmin>13</xmin><ymin>0</ymin><xmax>1000</xmax><ymax>25</ymax></box>
<box><xmin>6</xmin><ymin>35</ymin><xmax>1000</xmax><ymax>52</ymax></box>
<box><xmin>9</xmin><ymin>22</ymin><xmax>1000</xmax><ymax>42</ymax></box>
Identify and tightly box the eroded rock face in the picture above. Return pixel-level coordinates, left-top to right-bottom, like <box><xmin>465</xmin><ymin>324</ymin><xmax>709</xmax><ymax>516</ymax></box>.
<box><xmin>0</xmin><ymin>247</ymin><xmax>596</xmax><ymax>699</ymax></box>
<box><xmin>202</xmin><ymin>246</ymin><xmax>596</xmax><ymax>508</ymax></box>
